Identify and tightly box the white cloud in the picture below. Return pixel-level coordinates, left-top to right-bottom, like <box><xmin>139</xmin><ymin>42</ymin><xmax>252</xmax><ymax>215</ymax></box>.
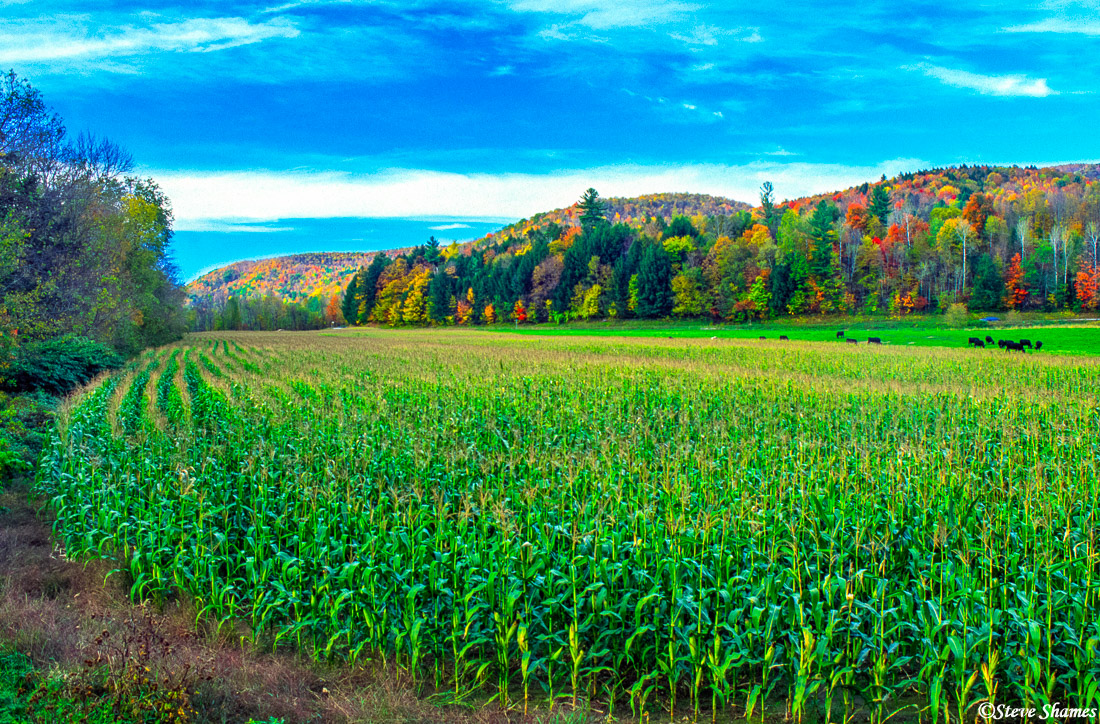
<box><xmin>429</xmin><ymin>223</ymin><xmax>473</xmax><ymax>230</ymax></box>
<box><xmin>669</xmin><ymin>24</ymin><xmax>762</xmax><ymax>46</ymax></box>
<box><xmin>0</xmin><ymin>15</ymin><xmax>299</xmax><ymax>63</ymax></box>
<box><xmin>1004</xmin><ymin>18</ymin><xmax>1100</xmax><ymax>35</ymax></box>
<box><xmin>173</xmin><ymin>219</ymin><xmax>295</xmax><ymax>232</ymax></box>
<box><xmin>148</xmin><ymin>158</ymin><xmax>929</xmax><ymax>223</ymax></box>
<box><xmin>507</xmin><ymin>0</ymin><xmax>701</xmax><ymax>29</ymax></box>
<box><xmin>911</xmin><ymin>64</ymin><xmax>1057</xmax><ymax>97</ymax></box>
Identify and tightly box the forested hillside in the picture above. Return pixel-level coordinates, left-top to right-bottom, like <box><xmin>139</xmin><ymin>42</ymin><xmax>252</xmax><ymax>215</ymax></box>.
<box><xmin>1</xmin><ymin>71</ymin><xmax>184</xmax><ymax>468</ymax></box>
<box><xmin>187</xmin><ymin>251</ymin><xmax>384</xmax><ymax>305</ymax></box>
<box><xmin>330</xmin><ymin>167</ymin><xmax>1100</xmax><ymax>327</ymax></box>
<box><xmin>187</xmin><ymin>251</ymin><xmax>387</xmax><ymax>332</ymax></box>
<box><xmin>184</xmin><ymin>195</ymin><xmax>749</xmax><ymax>331</ymax></box>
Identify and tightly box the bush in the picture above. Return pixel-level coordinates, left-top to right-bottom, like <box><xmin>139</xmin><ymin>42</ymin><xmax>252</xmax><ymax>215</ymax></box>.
<box><xmin>943</xmin><ymin>302</ymin><xmax>969</xmax><ymax>327</ymax></box>
<box><xmin>0</xmin><ymin>391</ymin><xmax>56</xmax><ymax>479</ymax></box>
<box><xmin>5</xmin><ymin>335</ymin><xmax>122</xmax><ymax>396</ymax></box>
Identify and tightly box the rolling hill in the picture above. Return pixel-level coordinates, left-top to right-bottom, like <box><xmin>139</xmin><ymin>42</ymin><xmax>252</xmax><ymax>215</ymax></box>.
<box><xmin>186</xmin><ymin>165</ymin><xmax>1100</xmax><ymax>307</ymax></box>
<box><xmin>187</xmin><ymin>252</ymin><xmax>389</xmax><ymax>306</ymax></box>
<box><xmin>185</xmin><ymin>193</ymin><xmax>752</xmax><ymax>304</ymax></box>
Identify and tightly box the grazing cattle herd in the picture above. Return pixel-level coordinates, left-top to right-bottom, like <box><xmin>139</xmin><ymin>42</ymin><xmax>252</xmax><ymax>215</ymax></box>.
<box><xmin>750</xmin><ymin>331</ymin><xmax>1047</xmax><ymax>351</ymax></box>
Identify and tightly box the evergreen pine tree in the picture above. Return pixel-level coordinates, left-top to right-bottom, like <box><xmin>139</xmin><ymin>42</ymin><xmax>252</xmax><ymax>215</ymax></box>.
<box><xmin>578</xmin><ymin>188</ymin><xmax>608</xmax><ymax>231</ymax></box>
<box><xmin>869</xmin><ymin>184</ymin><xmax>891</xmax><ymax>226</ymax></box>
<box><xmin>969</xmin><ymin>253</ymin><xmax>1004</xmax><ymax>310</ymax></box>
<box><xmin>809</xmin><ymin>200</ymin><xmax>840</xmax><ymax>280</ymax></box>
<box><xmin>341</xmin><ymin>273</ymin><xmax>359</xmax><ymax>325</ymax></box>
<box><xmin>356</xmin><ymin>253</ymin><xmax>391</xmax><ymax>323</ymax></box>
<box><xmin>428</xmin><ymin>269</ymin><xmax>451</xmax><ymax>323</ymax></box>
<box><xmin>635</xmin><ymin>243</ymin><xmax>673</xmax><ymax>318</ymax></box>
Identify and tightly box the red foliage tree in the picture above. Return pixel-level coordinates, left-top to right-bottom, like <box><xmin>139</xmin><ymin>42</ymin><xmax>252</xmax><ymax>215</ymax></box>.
<box><xmin>1004</xmin><ymin>253</ymin><xmax>1028</xmax><ymax>308</ymax></box>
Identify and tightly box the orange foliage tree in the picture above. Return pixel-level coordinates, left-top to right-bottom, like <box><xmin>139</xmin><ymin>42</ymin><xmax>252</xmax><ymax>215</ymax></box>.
<box><xmin>845</xmin><ymin>204</ymin><xmax>869</xmax><ymax>233</ymax></box>
<box><xmin>1076</xmin><ymin>260</ymin><xmax>1098</xmax><ymax>310</ymax></box>
<box><xmin>325</xmin><ymin>293</ymin><xmax>343</xmax><ymax>325</ymax></box>
<box><xmin>1003</xmin><ymin>253</ymin><xmax>1028</xmax><ymax>308</ymax></box>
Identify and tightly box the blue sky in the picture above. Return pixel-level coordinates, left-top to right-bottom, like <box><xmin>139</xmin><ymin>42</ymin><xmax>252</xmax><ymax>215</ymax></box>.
<box><xmin>7</xmin><ymin>0</ymin><xmax>1100</xmax><ymax>278</ymax></box>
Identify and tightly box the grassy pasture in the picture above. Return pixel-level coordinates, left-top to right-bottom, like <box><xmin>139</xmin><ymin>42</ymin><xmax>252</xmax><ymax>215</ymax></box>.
<box><xmin>465</xmin><ymin>318</ymin><xmax>1100</xmax><ymax>356</ymax></box>
<box><xmin>35</xmin><ymin>330</ymin><xmax>1100</xmax><ymax>722</ymax></box>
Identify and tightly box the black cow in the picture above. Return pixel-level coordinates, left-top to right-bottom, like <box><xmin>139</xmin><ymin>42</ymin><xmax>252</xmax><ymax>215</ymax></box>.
<box><xmin>1019</xmin><ymin>339</ymin><xmax>1033</xmax><ymax>348</ymax></box>
<box><xmin>985</xmin><ymin>335</ymin><xmax>995</xmax><ymax>345</ymax></box>
<box><xmin>846</xmin><ymin>338</ymin><xmax>858</xmax><ymax>345</ymax></box>
<box><xmin>779</xmin><ymin>335</ymin><xmax>789</xmax><ymax>340</ymax></box>
<box><xmin>759</xmin><ymin>336</ymin><xmax>766</xmax><ymax>340</ymax></box>
<box><xmin>868</xmin><ymin>337</ymin><xmax>882</xmax><ymax>345</ymax></box>
<box><xmin>997</xmin><ymin>339</ymin><xmax>1007</xmax><ymax>348</ymax></box>
<box><xmin>1004</xmin><ymin>341</ymin><xmax>1024</xmax><ymax>352</ymax></box>
<box><xmin>1034</xmin><ymin>340</ymin><xmax>1043</xmax><ymax>351</ymax></box>
<box><xmin>837</xmin><ymin>331</ymin><xmax>845</xmax><ymax>338</ymax></box>
<box><xmin>968</xmin><ymin>337</ymin><xmax>983</xmax><ymax>347</ymax></box>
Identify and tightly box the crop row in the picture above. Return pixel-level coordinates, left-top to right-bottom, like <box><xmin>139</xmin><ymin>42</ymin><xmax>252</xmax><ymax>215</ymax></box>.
<box><xmin>36</xmin><ymin>332</ymin><xmax>1100</xmax><ymax>722</ymax></box>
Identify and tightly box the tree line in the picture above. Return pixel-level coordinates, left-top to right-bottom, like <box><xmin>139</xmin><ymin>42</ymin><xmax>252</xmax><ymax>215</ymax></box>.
<box><xmin>339</xmin><ymin>175</ymin><xmax>1100</xmax><ymax>327</ymax></box>
<box><xmin>1</xmin><ymin>71</ymin><xmax>186</xmax><ymax>360</ymax></box>
<box><xmin>188</xmin><ymin>293</ymin><xmax>336</xmax><ymax>332</ymax></box>
<box><xmin>2</xmin><ymin>70</ymin><xmax>186</xmax><ymax>469</ymax></box>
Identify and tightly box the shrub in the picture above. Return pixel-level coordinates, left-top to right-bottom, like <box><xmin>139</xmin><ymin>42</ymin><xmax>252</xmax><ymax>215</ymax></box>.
<box><xmin>0</xmin><ymin>391</ymin><xmax>56</xmax><ymax>479</ymax></box>
<box><xmin>6</xmin><ymin>335</ymin><xmax>122</xmax><ymax>396</ymax></box>
<box><xmin>943</xmin><ymin>302</ymin><xmax>969</xmax><ymax>327</ymax></box>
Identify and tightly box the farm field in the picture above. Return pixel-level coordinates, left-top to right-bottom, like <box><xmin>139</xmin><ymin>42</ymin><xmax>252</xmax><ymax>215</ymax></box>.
<box><xmin>36</xmin><ymin>330</ymin><xmax>1100</xmax><ymax>723</ymax></box>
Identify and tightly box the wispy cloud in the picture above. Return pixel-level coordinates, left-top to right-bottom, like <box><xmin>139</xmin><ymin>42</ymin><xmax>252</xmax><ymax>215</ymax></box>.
<box><xmin>0</xmin><ymin>15</ymin><xmax>299</xmax><ymax>64</ymax></box>
<box><xmin>149</xmin><ymin>159</ymin><xmax>929</xmax><ymax>223</ymax></box>
<box><xmin>909</xmin><ymin>63</ymin><xmax>1057</xmax><ymax>97</ymax></box>
<box><xmin>429</xmin><ymin>222</ymin><xmax>473</xmax><ymax>230</ymax></box>
<box><xmin>1003</xmin><ymin>18</ymin><xmax>1100</xmax><ymax>35</ymax></box>
<box><xmin>669</xmin><ymin>24</ymin><xmax>762</xmax><ymax>46</ymax></box>
<box><xmin>173</xmin><ymin>219</ymin><xmax>296</xmax><ymax>233</ymax></box>
<box><xmin>507</xmin><ymin>0</ymin><xmax>701</xmax><ymax>30</ymax></box>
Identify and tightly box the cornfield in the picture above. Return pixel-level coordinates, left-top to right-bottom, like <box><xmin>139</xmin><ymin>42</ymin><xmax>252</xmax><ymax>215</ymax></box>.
<box><xmin>36</xmin><ymin>330</ymin><xmax>1100</xmax><ymax>721</ymax></box>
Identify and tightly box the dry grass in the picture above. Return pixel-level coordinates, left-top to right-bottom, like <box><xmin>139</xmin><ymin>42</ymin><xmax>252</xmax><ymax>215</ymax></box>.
<box><xmin>0</xmin><ymin>478</ymin><xmax>623</xmax><ymax>723</ymax></box>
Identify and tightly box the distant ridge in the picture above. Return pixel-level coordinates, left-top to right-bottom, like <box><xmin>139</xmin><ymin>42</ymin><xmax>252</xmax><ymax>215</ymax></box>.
<box><xmin>187</xmin><ymin>251</ymin><xmax>390</xmax><ymax>306</ymax></box>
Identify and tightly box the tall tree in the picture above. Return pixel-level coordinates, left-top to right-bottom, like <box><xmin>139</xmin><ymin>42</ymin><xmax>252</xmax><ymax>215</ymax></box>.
<box><xmin>428</xmin><ymin>269</ymin><xmax>451</xmax><ymax>323</ymax></box>
<box><xmin>578</xmin><ymin>188</ymin><xmax>608</xmax><ymax>231</ymax></box>
<box><xmin>969</xmin><ymin>254</ymin><xmax>1003</xmax><ymax>310</ymax></box>
<box><xmin>759</xmin><ymin>181</ymin><xmax>780</xmax><ymax>235</ymax></box>
<box><xmin>635</xmin><ymin>243</ymin><xmax>673</xmax><ymax>318</ymax></box>
<box><xmin>341</xmin><ymin>273</ymin><xmax>359</xmax><ymax>325</ymax></box>
<box><xmin>868</xmin><ymin>184</ymin><xmax>891</xmax><ymax>226</ymax></box>
<box><xmin>355</xmin><ymin>252</ymin><xmax>390</xmax><ymax>323</ymax></box>
<box><xmin>809</xmin><ymin>200</ymin><xmax>840</xmax><ymax>279</ymax></box>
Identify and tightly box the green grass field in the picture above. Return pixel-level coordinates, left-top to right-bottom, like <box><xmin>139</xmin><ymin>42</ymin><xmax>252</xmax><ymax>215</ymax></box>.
<box><xmin>468</xmin><ymin>317</ymin><xmax>1100</xmax><ymax>355</ymax></box>
<box><xmin>35</xmin><ymin>331</ymin><xmax>1100</xmax><ymax>722</ymax></box>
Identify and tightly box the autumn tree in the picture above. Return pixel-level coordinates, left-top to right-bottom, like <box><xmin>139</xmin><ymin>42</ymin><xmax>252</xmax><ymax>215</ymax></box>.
<box><xmin>671</xmin><ymin>268</ymin><xmax>705</xmax><ymax>317</ymax></box>
<box><xmin>325</xmin><ymin>293</ymin><xmax>344</xmax><ymax>325</ymax></box>
<box><xmin>1003</xmin><ymin>253</ymin><xmax>1028</xmax><ymax>308</ymax></box>
<box><xmin>963</xmin><ymin>193</ymin><xmax>993</xmax><ymax>238</ymax></box>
